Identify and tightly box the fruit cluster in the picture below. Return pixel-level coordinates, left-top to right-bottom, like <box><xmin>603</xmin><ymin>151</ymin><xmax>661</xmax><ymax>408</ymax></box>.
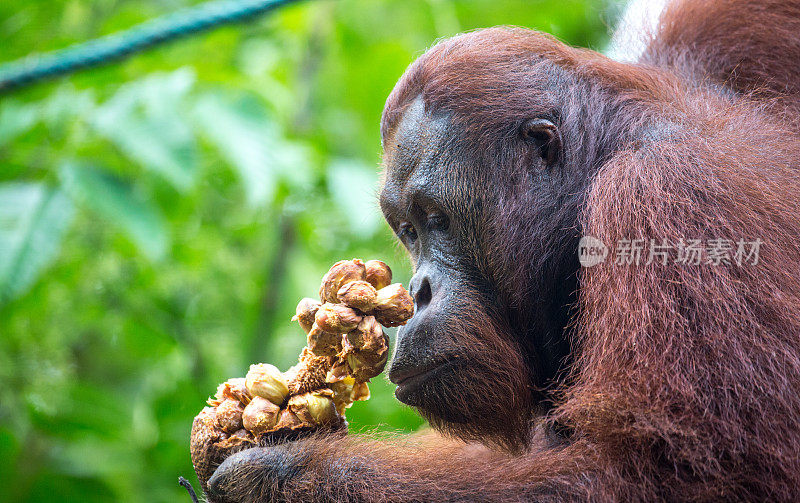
<box><xmin>190</xmin><ymin>259</ymin><xmax>414</xmax><ymax>488</ymax></box>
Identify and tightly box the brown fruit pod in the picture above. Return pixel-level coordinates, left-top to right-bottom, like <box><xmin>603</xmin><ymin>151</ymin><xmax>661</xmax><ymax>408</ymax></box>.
<box><xmin>191</xmin><ymin>258</ymin><xmax>410</xmax><ymax>492</ymax></box>
<box><xmin>371</xmin><ymin>283</ymin><xmax>415</xmax><ymax>327</ymax></box>
<box><xmin>190</xmin><ymin>407</ymin><xmax>256</xmax><ymax>493</ymax></box>
<box><xmin>307</xmin><ymin>325</ymin><xmax>343</xmax><ymax>357</ymax></box>
<box><xmin>337</xmin><ymin>280</ymin><xmax>378</xmax><ymax>312</ymax></box>
<box><xmin>216</xmin><ymin>399</ymin><xmax>245</xmax><ymax>433</ymax></box>
<box><xmin>365</xmin><ymin>260</ymin><xmax>392</xmax><ymax>290</ymax></box>
<box><xmin>292</xmin><ymin>297</ymin><xmax>321</xmax><ymax>333</ymax></box>
<box><xmin>314</xmin><ymin>303</ymin><xmax>362</xmax><ymax>333</ymax></box>
<box><xmin>242</xmin><ymin>396</ymin><xmax>280</xmax><ymax>435</ymax></box>
<box><xmin>319</xmin><ymin>259</ymin><xmax>366</xmax><ymax>303</ymax></box>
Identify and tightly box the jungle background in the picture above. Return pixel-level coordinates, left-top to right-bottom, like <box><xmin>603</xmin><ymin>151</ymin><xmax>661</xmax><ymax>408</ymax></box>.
<box><xmin>0</xmin><ymin>1</ymin><xmax>613</xmax><ymax>500</ymax></box>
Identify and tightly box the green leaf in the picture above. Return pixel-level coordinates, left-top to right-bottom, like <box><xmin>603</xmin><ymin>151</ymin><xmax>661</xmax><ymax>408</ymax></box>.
<box><xmin>40</xmin><ymin>86</ymin><xmax>96</xmax><ymax>128</ymax></box>
<box><xmin>59</xmin><ymin>162</ymin><xmax>169</xmax><ymax>260</ymax></box>
<box><xmin>0</xmin><ymin>183</ymin><xmax>74</xmax><ymax>303</ymax></box>
<box><xmin>92</xmin><ymin>69</ymin><xmax>198</xmax><ymax>191</ymax></box>
<box><xmin>0</xmin><ymin>101</ymin><xmax>38</xmax><ymax>147</ymax></box>
<box><xmin>194</xmin><ymin>93</ymin><xmax>311</xmax><ymax>206</ymax></box>
<box><xmin>327</xmin><ymin>158</ymin><xmax>381</xmax><ymax>238</ymax></box>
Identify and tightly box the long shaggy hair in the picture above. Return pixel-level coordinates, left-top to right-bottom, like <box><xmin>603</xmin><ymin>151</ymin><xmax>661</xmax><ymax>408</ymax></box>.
<box><xmin>204</xmin><ymin>3</ymin><xmax>800</xmax><ymax>501</ymax></box>
<box><xmin>381</xmin><ymin>7</ymin><xmax>800</xmax><ymax>500</ymax></box>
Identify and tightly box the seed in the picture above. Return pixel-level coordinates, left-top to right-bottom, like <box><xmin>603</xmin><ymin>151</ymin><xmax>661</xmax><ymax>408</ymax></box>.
<box><xmin>215</xmin><ymin>399</ymin><xmax>244</xmax><ymax>433</ymax></box>
<box><xmin>245</xmin><ymin>363</ymin><xmax>289</xmax><ymax>406</ymax></box>
<box><xmin>209</xmin><ymin>377</ymin><xmax>251</xmax><ymax>407</ymax></box>
<box><xmin>274</xmin><ymin>409</ymin><xmax>303</xmax><ymax>430</ymax></box>
<box><xmin>372</xmin><ymin>283</ymin><xmax>414</xmax><ymax>327</ymax></box>
<box><xmin>292</xmin><ymin>297</ymin><xmax>321</xmax><ymax>333</ymax></box>
<box><xmin>344</xmin><ymin>316</ymin><xmax>387</xmax><ymax>354</ymax></box>
<box><xmin>288</xmin><ymin>390</ymin><xmax>338</xmax><ymax>426</ymax></box>
<box><xmin>337</xmin><ymin>280</ymin><xmax>378</xmax><ymax>312</ymax></box>
<box><xmin>314</xmin><ymin>303</ymin><xmax>362</xmax><ymax>333</ymax></box>
<box><xmin>319</xmin><ymin>259</ymin><xmax>366</xmax><ymax>303</ymax></box>
<box><xmin>346</xmin><ymin>348</ymin><xmax>389</xmax><ymax>382</ymax></box>
<box><xmin>329</xmin><ymin>377</ymin><xmax>371</xmax><ymax>414</ymax></box>
<box><xmin>307</xmin><ymin>326</ymin><xmax>342</xmax><ymax>357</ymax></box>
<box><xmin>242</xmin><ymin>396</ymin><xmax>280</xmax><ymax>435</ymax></box>
<box><xmin>364</xmin><ymin>260</ymin><xmax>392</xmax><ymax>290</ymax></box>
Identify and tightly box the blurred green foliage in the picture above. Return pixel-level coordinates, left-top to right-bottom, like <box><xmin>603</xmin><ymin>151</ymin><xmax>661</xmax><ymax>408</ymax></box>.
<box><xmin>0</xmin><ymin>0</ymin><xmax>612</xmax><ymax>501</ymax></box>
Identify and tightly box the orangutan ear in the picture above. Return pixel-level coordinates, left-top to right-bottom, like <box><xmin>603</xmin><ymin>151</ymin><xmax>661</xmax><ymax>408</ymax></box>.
<box><xmin>519</xmin><ymin>118</ymin><xmax>561</xmax><ymax>166</ymax></box>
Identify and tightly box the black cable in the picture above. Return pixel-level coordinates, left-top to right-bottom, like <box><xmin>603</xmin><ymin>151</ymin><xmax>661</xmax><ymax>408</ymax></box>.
<box><xmin>0</xmin><ymin>0</ymin><xmax>304</xmax><ymax>94</ymax></box>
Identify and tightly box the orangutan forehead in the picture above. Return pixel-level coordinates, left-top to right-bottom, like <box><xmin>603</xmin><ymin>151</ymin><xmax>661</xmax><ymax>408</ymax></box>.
<box><xmin>379</xmin><ymin>95</ymin><xmax>468</xmax><ymax>219</ymax></box>
<box><xmin>384</xmin><ymin>97</ymin><xmax>449</xmax><ymax>181</ymax></box>
<box><xmin>380</xmin><ymin>27</ymin><xmax>576</xmax><ymax>143</ymax></box>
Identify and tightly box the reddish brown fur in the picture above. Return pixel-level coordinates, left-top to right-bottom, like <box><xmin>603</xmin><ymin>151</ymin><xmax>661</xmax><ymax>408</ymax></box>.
<box><xmin>206</xmin><ymin>2</ymin><xmax>800</xmax><ymax>501</ymax></box>
<box><xmin>399</xmin><ymin>288</ymin><xmax>534</xmax><ymax>452</ymax></box>
<box><xmin>643</xmin><ymin>0</ymin><xmax>800</xmax><ymax>124</ymax></box>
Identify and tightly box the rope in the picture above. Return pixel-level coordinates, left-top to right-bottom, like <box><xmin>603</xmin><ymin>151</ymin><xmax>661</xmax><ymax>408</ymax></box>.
<box><xmin>0</xmin><ymin>0</ymin><xmax>304</xmax><ymax>94</ymax></box>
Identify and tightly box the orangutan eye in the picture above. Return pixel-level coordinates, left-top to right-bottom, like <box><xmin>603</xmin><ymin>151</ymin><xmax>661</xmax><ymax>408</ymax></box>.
<box><xmin>426</xmin><ymin>213</ymin><xmax>449</xmax><ymax>232</ymax></box>
<box><xmin>398</xmin><ymin>222</ymin><xmax>418</xmax><ymax>243</ymax></box>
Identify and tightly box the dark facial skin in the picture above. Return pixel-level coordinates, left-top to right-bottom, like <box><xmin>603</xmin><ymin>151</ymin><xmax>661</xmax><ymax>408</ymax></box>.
<box><xmin>381</xmin><ymin>97</ymin><xmax>468</xmax><ymax>402</ymax></box>
<box><xmin>380</xmin><ymin>94</ymin><xmax>583</xmax><ymax>443</ymax></box>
